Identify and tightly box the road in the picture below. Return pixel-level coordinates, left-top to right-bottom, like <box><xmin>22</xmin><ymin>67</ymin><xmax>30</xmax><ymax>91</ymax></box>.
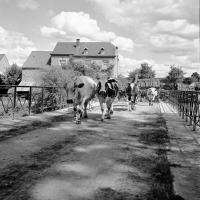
<box><xmin>0</xmin><ymin>101</ymin><xmax>173</xmax><ymax>200</ymax></box>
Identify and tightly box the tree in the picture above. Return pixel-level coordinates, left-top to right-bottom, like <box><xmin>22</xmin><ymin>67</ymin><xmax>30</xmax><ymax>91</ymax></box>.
<box><xmin>191</xmin><ymin>72</ymin><xmax>200</xmax><ymax>82</ymax></box>
<box><xmin>117</xmin><ymin>74</ymin><xmax>128</xmax><ymax>91</ymax></box>
<box><xmin>128</xmin><ymin>68</ymin><xmax>140</xmax><ymax>82</ymax></box>
<box><xmin>64</xmin><ymin>58</ymin><xmax>114</xmax><ymax>81</ymax></box>
<box><xmin>0</xmin><ymin>74</ymin><xmax>5</xmax><ymax>85</ymax></box>
<box><xmin>4</xmin><ymin>63</ymin><xmax>22</xmax><ymax>85</ymax></box>
<box><xmin>139</xmin><ymin>62</ymin><xmax>155</xmax><ymax>79</ymax></box>
<box><xmin>128</xmin><ymin>62</ymin><xmax>155</xmax><ymax>82</ymax></box>
<box><xmin>164</xmin><ymin>65</ymin><xmax>185</xmax><ymax>90</ymax></box>
<box><xmin>183</xmin><ymin>77</ymin><xmax>193</xmax><ymax>85</ymax></box>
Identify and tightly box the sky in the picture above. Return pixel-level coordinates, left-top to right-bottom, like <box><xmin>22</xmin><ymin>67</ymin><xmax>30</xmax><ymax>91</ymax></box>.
<box><xmin>0</xmin><ymin>0</ymin><xmax>199</xmax><ymax>77</ymax></box>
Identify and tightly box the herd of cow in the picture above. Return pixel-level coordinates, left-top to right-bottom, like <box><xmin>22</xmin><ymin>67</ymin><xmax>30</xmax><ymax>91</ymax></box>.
<box><xmin>65</xmin><ymin>75</ymin><xmax>158</xmax><ymax>124</ymax></box>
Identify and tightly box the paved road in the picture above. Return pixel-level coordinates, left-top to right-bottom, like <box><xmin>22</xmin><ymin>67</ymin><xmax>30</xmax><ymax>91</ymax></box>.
<box><xmin>0</xmin><ymin>101</ymin><xmax>183</xmax><ymax>200</ymax></box>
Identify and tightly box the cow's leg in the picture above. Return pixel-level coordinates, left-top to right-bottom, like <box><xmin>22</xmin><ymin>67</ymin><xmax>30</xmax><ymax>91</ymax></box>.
<box><xmin>106</xmin><ymin>97</ymin><xmax>113</xmax><ymax>119</ymax></box>
<box><xmin>99</xmin><ymin>101</ymin><xmax>105</xmax><ymax>121</ymax></box>
<box><xmin>74</xmin><ymin>105</ymin><xmax>82</xmax><ymax>124</ymax></box>
<box><xmin>128</xmin><ymin>101</ymin><xmax>132</xmax><ymax>111</ymax></box>
<box><xmin>131</xmin><ymin>94</ymin><xmax>137</xmax><ymax>110</ymax></box>
<box><xmin>83</xmin><ymin>99</ymin><xmax>89</xmax><ymax>118</ymax></box>
<box><xmin>127</xmin><ymin>95</ymin><xmax>132</xmax><ymax>111</ymax></box>
<box><xmin>110</xmin><ymin>103</ymin><xmax>114</xmax><ymax>115</ymax></box>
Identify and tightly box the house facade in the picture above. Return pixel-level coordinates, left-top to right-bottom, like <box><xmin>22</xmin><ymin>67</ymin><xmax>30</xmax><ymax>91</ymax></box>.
<box><xmin>50</xmin><ymin>39</ymin><xmax>118</xmax><ymax>77</ymax></box>
<box><xmin>138</xmin><ymin>78</ymin><xmax>160</xmax><ymax>89</ymax></box>
<box><xmin>20</xmin><ymin>39</ymin><xmax>119</xmax><ymax>86</ymax></box>
<box><xmin>0</xmin><ymin>54</ymin><xmax>10</xmax><ymax>75</ymax></box>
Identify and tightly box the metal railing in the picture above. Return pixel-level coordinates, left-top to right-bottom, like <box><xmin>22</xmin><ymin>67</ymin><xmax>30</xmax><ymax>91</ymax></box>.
<box><xmin>0</xmin><ymin>85</ymin><xmax>70</xmax><ymax>119</ymax></box>
<box><xmin>160</xmin><ymin>90</ymin><xmax>200</xmax><ymax>131</ymax></box>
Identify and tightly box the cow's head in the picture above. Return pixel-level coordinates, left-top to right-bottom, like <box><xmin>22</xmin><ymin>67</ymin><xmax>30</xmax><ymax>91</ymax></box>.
<box><xmin>64</xmin><ymin>82</ymin><xmax>85</xmax><ymax>103</ymax></box>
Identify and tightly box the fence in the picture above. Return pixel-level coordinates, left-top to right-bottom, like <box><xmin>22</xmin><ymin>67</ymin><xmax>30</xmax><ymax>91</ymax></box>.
<box><xmin>0</xmin><ymin>85</ymin><xmax>70</xmax><ymax>119</ymax></box>
<box><xmin>160</xmin><ymin>90</ymin><xmax>200</xmax><ymax>131</ymax></box>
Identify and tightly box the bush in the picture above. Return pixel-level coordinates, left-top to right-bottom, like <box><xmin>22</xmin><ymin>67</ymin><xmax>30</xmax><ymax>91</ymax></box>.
<box><xmin>4</xmin><ymin>63</ymin><xmax>22</xmax><ymax>85</ymax></box>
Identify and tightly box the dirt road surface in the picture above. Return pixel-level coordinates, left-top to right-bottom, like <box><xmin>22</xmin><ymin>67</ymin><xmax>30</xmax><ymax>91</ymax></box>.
<box><xmin>0</xmin><ymin>102</ymin><xmax>174</xmax><ymax>200</ymax></box>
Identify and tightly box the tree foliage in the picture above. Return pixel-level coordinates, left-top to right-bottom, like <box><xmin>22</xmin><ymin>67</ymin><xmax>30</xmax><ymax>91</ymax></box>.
<box><xmin>4</xmin><ymin>63</ymin><xmax>22</xmax><ymax>85</ymax></box>
<box><xmin>0</xmin><ymin>74</ymin><xmax>5</xmax><ymax>85</ymax></box>
<box><xmin>191</xmin><ymin>72</ymin><xmax>200</xmax><ymax>82</ymax></box>
<box><xmin>163</xmin><ymin>65</ymin><xmax>185</xmax><ymax>90</ymax></box>
<box><xmin>69</xmin><ymin>58</ymin><xmax>114</xmax><ymax>81</ymax></box>
<box><xmin>128</xmin><ymin>62</ymin><xmax>155</xmax><ymax>82</ymax></box>
<box><xmin>140</xmin><ymin>63</ymin><xmax>155</xmax><ymax>79</ymax></box>
<box><xmin>117</xmin><ymin>74</ymin><xmax>128</xmax><ymax>91</ymax></box>
<box><xmin>183</xmin><ymin>77</ymin><xmax>193</xmax><ymax>85</ymax></box>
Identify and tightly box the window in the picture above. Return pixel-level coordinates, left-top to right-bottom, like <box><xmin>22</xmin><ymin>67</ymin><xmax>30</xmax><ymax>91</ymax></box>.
<box><xmin>82</xmin><ymin>47</ymin><xmax>88</xmax><ymax>55</ymax></box>
<box><xmin>59</xmin><ymin>59</ymin><xmax>67</xmax><ymax>66</ymax></box>
<box><xmin>85</xmin><ymin>59</ymin><xmax>91</xmax><ymax>64</ymax></box>
<box><xmin>103</xmin><ymin>59</ymin><xmax>109</xmax><ymax>64</ymax></box>
<box><xmin>98</xmin><ymin>47</ymin><xmax>105</xmax><ymax>55</ymax></box>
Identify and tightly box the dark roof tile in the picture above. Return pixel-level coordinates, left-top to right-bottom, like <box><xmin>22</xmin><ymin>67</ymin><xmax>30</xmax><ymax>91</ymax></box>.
<box><xmin>22</xmin><ymin>51</ymin><xmax>51</xmax><ymax>69</ymax></box>
<box><xmin>52</xmin><ymin>42</ymin><xmax>116</xmax><ymax>57</ymax></box>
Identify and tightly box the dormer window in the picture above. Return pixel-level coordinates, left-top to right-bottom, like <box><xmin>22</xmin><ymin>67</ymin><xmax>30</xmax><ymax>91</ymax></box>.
<box><xmin>98</xmin><ymin>47</ymin><xmax>105</xmax><ymax>55</ymax></box>
<box><xmin>82</xmin><ymin>47</ymin><xmax>88</xmax><ymax>55</ymax></box>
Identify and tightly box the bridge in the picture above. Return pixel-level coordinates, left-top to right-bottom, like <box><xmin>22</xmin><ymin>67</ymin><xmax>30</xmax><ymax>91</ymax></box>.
<box><xmin>0</xmin><ymin>89</ymin><xmax>199</xmax><ymax>200</ymax></box>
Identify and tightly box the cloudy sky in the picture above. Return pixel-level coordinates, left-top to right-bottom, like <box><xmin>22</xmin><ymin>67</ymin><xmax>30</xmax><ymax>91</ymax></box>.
<box><xmin>0</xmin><ymin>0</ymin><xmax>199</xmax><ymax>77</ymax></box>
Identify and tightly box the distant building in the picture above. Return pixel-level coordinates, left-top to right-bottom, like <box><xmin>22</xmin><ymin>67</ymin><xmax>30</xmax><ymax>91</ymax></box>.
<box><xmin>20</xmin><ymin>39</ymin><xmax>119</xmax><ymax>86</ymax></box>
<box><xmin>20</xmin><ymin>51</ymin><xmax>51</xmax><ymax>86</ymax></box>
<box><xmin>138</xmin><ymin>78</ymin><xmax>160</xmax><ymax>89</ymax></box>
<box><xmin>177</xmin><ymin>82</ymin><xmax>200</xmax><ymax>91</ymax></box>
<box><xmin>0</xmin><ymin>54</ymin><xmax>10</xmax><ymax>75</ymax></box>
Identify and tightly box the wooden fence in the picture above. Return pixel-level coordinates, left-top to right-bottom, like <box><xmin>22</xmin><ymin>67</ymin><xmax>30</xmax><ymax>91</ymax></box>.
<box><xmin>160</xmin><ymin>90</ymin><xmax>200</xmax><ymax>131</ymax></box>
<box><xmin>0</xmin><ymin>85</ymin><xmax>70</xmax><ymax>119</ymax></box>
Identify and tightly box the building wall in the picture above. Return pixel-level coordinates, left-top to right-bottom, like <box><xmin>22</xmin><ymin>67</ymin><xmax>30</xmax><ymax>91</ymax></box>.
<box><xmin>138</xmin><ymin>79</ymin><xmax>160</xmax><ymax>88</ymax></box>
<box><xmin>51</xmin><ymin>56</ymin><xmax>70</xmax><ymax>66</ymax></box>
<box><xmin>22</xmin><ymin>66</ymin><xmax>50</xmax><ymax>85</ymax></box>
<box><xmin>51</xmin><ymin>55</ymin><xmax>116</xmax><ymax>77</ymax></box>
<box><xmin>22</xmin><ymin>69</ymin><xmax>42</xmax><ymax>84</ymax></box>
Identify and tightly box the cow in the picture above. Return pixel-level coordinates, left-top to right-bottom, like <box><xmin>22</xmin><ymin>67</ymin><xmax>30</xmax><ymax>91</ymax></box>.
<box><xmin>126</xmin><ymin>82</ymin><xmax>140</xmax><ymax>111</ymax></box>
<box><xmin>146</xmin><ymin>87</ymin><xmax>158</xmax><ymax>106</ymax></box>
<box><xmin>96</xmin><ymin>77</ymin><xmax>119</xmax><ymax>121</ymax></box>
<box><xmin>64</xmin><ymin>76</ymin><xmax>97</xmax><ymax>124</ymax></box>
<box><xmin>117</xmin><ymin>90</ymin><xmax>127</xmax><ymax>101</ymax></box>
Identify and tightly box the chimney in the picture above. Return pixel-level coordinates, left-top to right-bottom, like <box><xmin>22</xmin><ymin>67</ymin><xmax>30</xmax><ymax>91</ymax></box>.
<box><xmin>76</xmin><ymin>38</ymin><xmax>80</xmax><ymax>47</ymax></box>
<box><xmin>115</xmin><ymin>46</ymin><xmax>118</xmax><ymax>56</ymax></box>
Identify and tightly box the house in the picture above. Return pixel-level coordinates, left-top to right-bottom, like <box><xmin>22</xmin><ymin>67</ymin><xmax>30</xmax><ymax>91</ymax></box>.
<box><xmin>177</xmin><ymin>82</ymin><xmax>200</xmax><ymax>91</ymax></box>
<box><xmin>138</xmin><ymin>78</ymin><xmax>160</xmax><ymax>89</ymax></box>
<box><xmin>20</xmin><ymin>39</ymin><xmax>118</xmax><ymax>86</ymax></box>
<box><xmin>0</xmin><ymin>54</ymin><xmax>10</xmax><ymax>75</ymax></box>
<box><xmin>20</xmin><ymin>51</ymin><xmax>51</xmax><ymax>86</ymax></box>
<box><xmin>20</xmin><ymin>39</ymin><xmax>119</xmax><ymax>86</ymax></box>
<box><xmin>51</xmin><ymin>39</ymin><xmax>118</xmax><ymax>77</ymax></box>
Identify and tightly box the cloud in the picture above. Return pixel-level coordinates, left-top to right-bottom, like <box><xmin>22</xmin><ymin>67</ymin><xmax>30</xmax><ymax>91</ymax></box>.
<box><xmin>150</xmin><ymin>34</ymin><xmax>197</xmax><ymax>56</ymax></box>
<box><xmin>40</xmin><ymin>11</ymin><xmax>134</xmax><ymax>53</ymax></box>
<box><xmin>118</xmin><ymin>54</ymin><xmax>199</xmax><ymax>78</ymax></box>
<box><xmin>41</xmin><ymin>26</ymin><xmax>66</xmax><ymax>37</ymax></box>
<box><xmin>17</xmin><ymin>0</ymin><xmax>39</xmax><ymax>10</ymax></box>
<box><xmin>153</xmin><ymin>19</ymin><xmax>199</xmax><ymax>38</ymax></box>
<box><xmin>87</xmin><ymin>0</ymin><xmax>199</xmax><ymax>26</ymax></box>
<box><xmin>0</xmin><ymin>26</ymin><xmax>36</xmax><ymax>65</ymax></box>
<box><xmin>118</xmin><ymin>54</ymin><xmax>157</xmax><ymax>76</ymax></box>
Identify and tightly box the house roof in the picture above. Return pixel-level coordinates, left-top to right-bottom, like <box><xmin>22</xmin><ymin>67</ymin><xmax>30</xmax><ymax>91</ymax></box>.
<box><xmin>0</xmin><ymin>54</ymin><xmax>5</xmax><ymax>61</ymax></box>
<box><xmin>22</xmin><ymin>51</ymin><xmax>51</xmax><ymax>69</ymax></box>
<box><xmin>52</xmin><ymin>42</ymin><xmax>116</xmax><ymax>57</ymax></box>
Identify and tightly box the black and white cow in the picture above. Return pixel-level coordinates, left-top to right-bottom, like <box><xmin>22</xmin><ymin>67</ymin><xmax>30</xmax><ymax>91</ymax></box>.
<box><xmin>126</xmin><ymin>82</ymin><xmax>140</xmax><ymax>111</ymax></box>
<box><xmin>146</xmin><ymin>87</ymin><xmax>158</xmax><ymax>106</ymax></box>
<box><xmin>96</xmin><ymin>77</ymin><xmax>119</xmax><ymax>121</ymax></box>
